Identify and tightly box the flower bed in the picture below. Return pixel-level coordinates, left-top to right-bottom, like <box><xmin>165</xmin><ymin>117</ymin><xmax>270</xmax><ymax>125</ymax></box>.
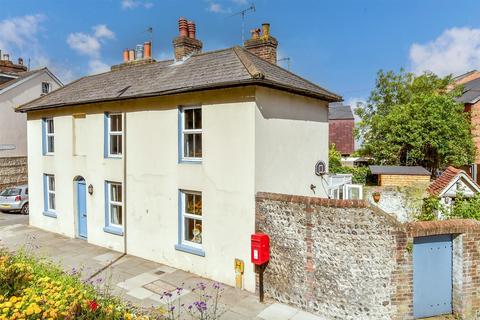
<box><xmin>0</xmin><ymin>249</ymin><xmax>225</xmax><ymax>320</ymax></box>
<box><xmin>0</xmin><ymin>249</ymin><xmax>148</xmax><ymax>320</ymax></box>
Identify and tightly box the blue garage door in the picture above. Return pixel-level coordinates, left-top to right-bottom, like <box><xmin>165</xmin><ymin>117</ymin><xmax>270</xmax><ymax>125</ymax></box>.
<box><xmin>413</xmin><ymin>234</ymin><xmax>452</xmax><ymax>319</ymax></box>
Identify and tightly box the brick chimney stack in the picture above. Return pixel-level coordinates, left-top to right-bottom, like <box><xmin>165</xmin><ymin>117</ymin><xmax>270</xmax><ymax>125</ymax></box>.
<box><xmin>173</xmin><ymin>17</ymin><xmax>202</xmax><ymax>61</ymax></box>
<box><xmin>0</xmin><ymin>50</ymin><xmax>27</xmax><ymax>74</ymax></box>
<box><xmin>244</xmin><ymin>23</ymin><xmax>278</xmax><ymax>64</ymax></box>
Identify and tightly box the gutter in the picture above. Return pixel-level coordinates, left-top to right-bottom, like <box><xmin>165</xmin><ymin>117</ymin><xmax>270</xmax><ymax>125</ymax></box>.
<box><xmin>123</xmin><ymin>111</ymin><xmax>128</xmax><ymax>255</ymax></box>
<box><xmin>16</xmin><ymin>80</ymin><xmax>342</xmax><ymax>113</ymax></box>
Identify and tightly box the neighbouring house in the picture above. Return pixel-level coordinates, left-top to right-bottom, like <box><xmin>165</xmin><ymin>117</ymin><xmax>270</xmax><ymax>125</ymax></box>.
<box><xmin>454</xmin><ymin>70</ymin><xmax>480</xmax><ymax>183</ymax></box>
<box><xmin>427</xmin><ymin>166</ymin><xmax>480</xmax><ymax>209</ymax></box>
<box><xmin>16</xmin><ymin>19</ymin><xmax>341</xmax><ymax>293</ymax></box>
<box><xmin>328</xmin><ymin>102</ymin><xmax>354</xmax><ymax>156</ymax></box>
<box><xmin>369</xmin><ymin>165</ymin><xmax>431</xmax><ymax>187</ymax></box>
<box><xmin>0</xmin><ymin>53</ymin><xmax>62</xmax><ymax>190</ymax></box>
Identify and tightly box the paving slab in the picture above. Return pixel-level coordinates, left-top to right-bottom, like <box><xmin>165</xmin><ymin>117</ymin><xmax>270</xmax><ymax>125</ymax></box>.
<box><xmin>257</xmin><ymin>303</ymin><xmax>299</xmax><ymax>320</ymax></box>
<box><xmin>0</xmin><ymin>212</ymin><xmax>323</xmax><ymax>320</ymax></box>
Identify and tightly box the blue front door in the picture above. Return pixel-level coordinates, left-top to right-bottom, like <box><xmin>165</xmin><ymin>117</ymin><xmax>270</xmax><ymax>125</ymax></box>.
<box><xmin>413</xmin><ymin>234</ymin><xmax>452</xmax><ymax>318</ymax></box>
<box><xmin>77</xmin><ymin>181</ymin><xmax>87</xmax><ymax>239</ymax></box>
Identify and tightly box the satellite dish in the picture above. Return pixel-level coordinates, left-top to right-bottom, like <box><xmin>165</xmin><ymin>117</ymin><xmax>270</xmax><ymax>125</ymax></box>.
<box><xmin>315</xmin><ymin>160</ymin><xmax>326</xmax><ymax>176</ymax></box>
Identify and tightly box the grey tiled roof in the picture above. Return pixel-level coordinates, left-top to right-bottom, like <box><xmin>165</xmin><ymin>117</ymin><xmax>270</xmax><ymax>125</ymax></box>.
<box><xmin>17</xmin><ymin>46</ymin><xmax>341</xmax><ymax>112</ymax></box>
<box><xmin>457</xmin><ymin>77</ymin><xmax>480</xmax><ymax>104</ymax></box>
<box><xmin>328</xmin><ymin>102</ymin><xmax>354</xmax><ymax>120</ymax></box>
<box><xmin>369</xmin><ymin>165</ymin><xmax>430</xmax><ymax>176</ymax></box>
<box><xmin>0</xmin><ymin>68</ymin><xmax>46</xmax><ymax>92</ymax></box>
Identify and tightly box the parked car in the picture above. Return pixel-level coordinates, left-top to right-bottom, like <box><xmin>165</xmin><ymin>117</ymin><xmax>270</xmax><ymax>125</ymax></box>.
<box><xmin>0</xmin><ymin>185</ymin><xmax>29</xmax><ymax>214</ymax></box>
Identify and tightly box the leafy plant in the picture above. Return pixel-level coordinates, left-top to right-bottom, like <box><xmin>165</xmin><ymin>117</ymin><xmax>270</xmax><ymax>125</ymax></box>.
<box><xmin>448</xmin><ymin>193</ymin><xmax>480</xmax><ymax>220</ymax></box>
<box><xmin>356</xmin><ymin>69</ymin><xmax>475</xmax><ymax>175</ymax></box>
<box><xmin>329</xmin><ymin>144</ymin><xmax>369</xmax><ymax>184</ymax></box>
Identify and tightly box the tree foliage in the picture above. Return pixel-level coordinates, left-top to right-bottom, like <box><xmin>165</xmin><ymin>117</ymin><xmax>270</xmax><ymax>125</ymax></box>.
<box><xmin>356</xmin><ymin>69</ymin><xmax>475</xmax><ymax>174</ymax></box>
<box><xmin>328</xmin><ymin>144</ymin><xmax>369</xmax><ymax>184</ymax></box>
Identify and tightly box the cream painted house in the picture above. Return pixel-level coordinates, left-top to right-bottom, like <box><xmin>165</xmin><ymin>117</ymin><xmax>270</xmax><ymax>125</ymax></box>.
<box><xmin>17</xmin><ymin>21</ymin><xmax>341</xmax><ymax>291</ymax></box>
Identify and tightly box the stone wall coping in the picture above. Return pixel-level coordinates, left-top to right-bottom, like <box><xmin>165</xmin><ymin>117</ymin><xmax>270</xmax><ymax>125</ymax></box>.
<box><xmin>256</xmin><ymin>192</ymin><xmax>369</xmax><ymax>208</ymax></box>
<box><xmin>406</xmin><ymin>219</ymin><xmax>480</xmax><ymax>237</ymax></box>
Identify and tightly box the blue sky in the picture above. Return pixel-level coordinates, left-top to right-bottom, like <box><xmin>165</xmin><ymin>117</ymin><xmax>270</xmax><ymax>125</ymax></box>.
<box><xmin>2</xmin><ymin>0</ymin><xmax>480</xmax><ymax>105</ymax></box>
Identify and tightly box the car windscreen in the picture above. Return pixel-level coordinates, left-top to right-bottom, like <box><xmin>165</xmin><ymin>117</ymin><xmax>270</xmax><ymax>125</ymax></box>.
<box><xmin>0</xmin><ymin>188</ymin><xmax>21</xmax><ymax>196</ymax></box>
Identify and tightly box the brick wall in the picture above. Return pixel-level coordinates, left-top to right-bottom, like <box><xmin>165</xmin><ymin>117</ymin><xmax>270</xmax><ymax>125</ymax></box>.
<box><xmin>329</xmin><ymin>119</ymin><xmax>354</xmax><ymax>155</ymax></box>
<box><xmin>379</xmin><ymin>174</ymin><xmax>430</xmax><ymax>187</ymax></box>
<box><xmin>256</xmin><ymin>192</ymin><xmax>480</xmax><ymax>319</ymax></box>
<box><xmin>0</xmin><ymin>156</ymin><xmax>28</xmax><ymax>190</ymax></box>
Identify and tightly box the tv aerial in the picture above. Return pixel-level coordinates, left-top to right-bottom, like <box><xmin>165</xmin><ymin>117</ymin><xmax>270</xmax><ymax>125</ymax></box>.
<box><xmin>230</xmin><ymin>3</ymin><xmax>256</xmax><ymax>43</ymax></box>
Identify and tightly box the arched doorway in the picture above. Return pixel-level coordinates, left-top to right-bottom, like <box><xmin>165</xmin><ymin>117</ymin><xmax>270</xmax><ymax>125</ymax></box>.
<box><xmin>74</xmin><ymin>176</ymin><xmax>87</xmax><ymax>239</ymax></box>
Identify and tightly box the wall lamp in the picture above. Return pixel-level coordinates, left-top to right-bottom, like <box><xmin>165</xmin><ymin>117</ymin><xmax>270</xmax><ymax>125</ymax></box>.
<box><xmin>88</xmin><ymin>184</ymin><xmax>94</xmax><ymax>195</ymax></box>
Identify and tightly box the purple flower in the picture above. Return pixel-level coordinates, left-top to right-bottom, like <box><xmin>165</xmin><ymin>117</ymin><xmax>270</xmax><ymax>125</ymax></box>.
<box><xmin>193</xmin><ymin>301</ymin><xmax>207</xmax><ymax>312</ymax></box>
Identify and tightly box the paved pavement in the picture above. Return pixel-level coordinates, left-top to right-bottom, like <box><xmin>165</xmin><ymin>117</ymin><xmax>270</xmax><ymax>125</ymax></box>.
<box><xmin>0</xmin><ymin>212</ymin><xmax>326</xmax><ymax>320</ymax></box>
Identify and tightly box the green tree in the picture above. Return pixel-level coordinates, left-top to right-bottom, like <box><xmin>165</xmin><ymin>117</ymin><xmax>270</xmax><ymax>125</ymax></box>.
<box><xmin>328</xmin><ymin>144</ymin><xmax>369</xmax><ymax>184</ymax></box>
<box><xmin>356</xmin><ymin>69</ymin><xmax>475</xmax><ymax>175</ymax></box>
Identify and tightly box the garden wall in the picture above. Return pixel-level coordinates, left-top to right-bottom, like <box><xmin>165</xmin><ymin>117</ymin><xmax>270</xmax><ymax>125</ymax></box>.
<box><xmin>0</xmin><ymin>156</ymin><xmax>27</xmax><ymax>190</ymax></box>
<box><xmin>255</xmin><ymin>192</ymin><xmax>480</xmax><ymax>320</ymax></box>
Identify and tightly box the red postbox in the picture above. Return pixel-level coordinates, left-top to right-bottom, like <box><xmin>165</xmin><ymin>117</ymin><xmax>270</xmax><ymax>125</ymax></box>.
<box><xmin>251</xmin><ymin>233</ymin><xmax>270</xmax><ymax>265</ymax></box>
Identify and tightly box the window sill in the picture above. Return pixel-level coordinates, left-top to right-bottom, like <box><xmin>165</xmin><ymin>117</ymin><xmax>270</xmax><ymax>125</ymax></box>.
<box><xmin>103</xmin><ymin>226</ymin><xmax>124</xmax><ymax>236</ymax></box>
<box><xmin>175</xmin><ymin>244</ymin><xmax>205</xmax><ymax>257</ymax></box>
<box><xmin>179</xmin><ymin>159</ymin><xmax>202</xmax><ymax>164</ymax></box>
<box><xmin>43</xmin><ymin>153</ymin><xmax>54</xmax><ymax>156</ymax></box>
<box><xmin>43</xmin><ymin>211</ymin><xmax>57</xmax><ymax>218</ymax></box>
<box><xmin>105</xmin><ymin>156</ymin><xmax>123</xmax><ymax>160</ymax></box>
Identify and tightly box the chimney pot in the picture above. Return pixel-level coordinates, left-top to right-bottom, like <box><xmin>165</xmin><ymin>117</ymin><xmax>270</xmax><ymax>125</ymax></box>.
<box><xmin>187</xmin><ymin>21</ymin><xmax>196</xmax><ymax>39</ymax></box>
<box><xmin>262</xmin><ymin>23</ymin><xmax>270</xmax><ymax>38</ymax></box>
<box><xmin>251</xmin><ymin>28</ymin><xmax>261</xmax><ymax>40</ymax></box>
<box><xmin>123</xmin><ymin>49</ymin><xmax>129</xmax><ymax>62</ymax></box>
<box><xmin>135</xmin><ymin>44</ymin><xmax>144</xmax><ymax>60</ymax></box>
<box><xmin>3</xmin><ymin>54</ymin><xmax>9</xmax><ymax>61</ymax></box>
<box><xmin>128</xmin><ymin>49</ymin><xmax>135</xmax><ymax>61</ymax></box>
<box><xmin>244</xmin><ymin>23</ymin><xmax>278</xmax><ymax>64</ymax></box>
<box><xmin>178</xmin><ymin>17</ymin><xmax>188</xmax><ymax>37</ymax></box>
<box><xmin>173</xmin><ymin>17</ymin><xmax>203</xmax><ymax>61</ymax></box>
<box><xmin>18</xmin><ymin>58</ymin><xmax>23</xmax><ymax>65</ymax></box>
<box><xmin>143</xmin><ymin>41</ymin><xmax>152</xmax><ymax>59</ymax></box>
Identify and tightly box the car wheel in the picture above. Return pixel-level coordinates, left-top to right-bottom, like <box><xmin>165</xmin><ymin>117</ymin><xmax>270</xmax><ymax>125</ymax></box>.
<box><xmin>21</xmin><ymin>203</ymin><xmax>29</xmax><ymax>215</ymax></box>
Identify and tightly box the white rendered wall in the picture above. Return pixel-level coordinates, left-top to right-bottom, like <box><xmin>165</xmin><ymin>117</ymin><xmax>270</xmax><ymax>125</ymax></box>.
<box><xmin>0</xmin><ymin>71</ymin><xmax>61</xmax><ymax>157</ymax></box>
<box><xmin>27</xmin><ymin>111</ymin><xmax>124</xmax><ymax>252</ymax></box>
<box><xmin>254</xmin><ymin>87</ymin><xmax>330</xmax><ymax>197</ymax></box>
<box><xmin>126</xmin><ymin>101</ymin><xmax>257</xmax><ymax>291</ymax></box>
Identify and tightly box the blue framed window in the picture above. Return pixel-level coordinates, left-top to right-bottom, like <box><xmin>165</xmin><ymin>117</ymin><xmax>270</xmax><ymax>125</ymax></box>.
<box><xmin>43</xmin><ymin>174</ymin><xmax>56</xmax><ymax>218</ymax></box>
<box><xmin>178</xmin><ymin>106</ymin><xmax>202</xmax><ymax>162</ymax></box>
<box><xmin>103</xmin><ymin>181</ymin><xmax>123</xmax><ymax>235</ymax></box>
<box><xmin>175</xmin><ymin>190</ymin><xmax>205</xmax><ymax>256</ymax></box>
<box><xmin>104</xmin><ymin>113</ymin><xmax>123</xmax><ymax>158</ymax></box>
<box><xmin>42</xmin><ymin>118</ymin><xmax>54</xmax><ymax>155</ymax></box>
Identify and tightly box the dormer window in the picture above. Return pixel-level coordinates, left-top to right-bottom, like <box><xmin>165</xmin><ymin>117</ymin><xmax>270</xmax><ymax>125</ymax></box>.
<box><xmin>42</xmin><ymin>82</ymin><xmax>51</xmax><ymax>94</ymax></box>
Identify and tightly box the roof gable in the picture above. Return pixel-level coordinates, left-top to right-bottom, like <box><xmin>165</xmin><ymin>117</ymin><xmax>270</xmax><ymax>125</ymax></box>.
<box><xmin>0</xmin><ymin>68</ymin><xmax>62</xmax><ymax>95</ymax></box>
<box><xmin>17</xmin><ymin>46</ymin><xmax>341</xmax><ymax>112</ymax></box>
<box><xmin>427</xmin><ymin>166</ymin><xmax>480</xmax><ymax>197</ymax></box>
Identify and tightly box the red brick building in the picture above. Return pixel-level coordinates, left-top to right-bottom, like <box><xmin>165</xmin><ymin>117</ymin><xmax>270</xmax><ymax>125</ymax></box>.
<box><xmin>455</xmin><ymin>70</ymin><xmax>480</xmax><ymax>183</ymax></box>
<box><xmin>328</xmin><ymin>102</ymin><xmax>354</xmax><ymax>155</ymax></box>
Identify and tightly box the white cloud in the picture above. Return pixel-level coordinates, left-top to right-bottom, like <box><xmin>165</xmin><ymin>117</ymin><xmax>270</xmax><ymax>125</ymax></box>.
<box><xmin>67</xmin><ymin>33</ymin><xmax>101</xmax><ymax>57</ymax></box>
<box><xmin>409</xmin><ymin>27</ymin><xmax>480</xmax><ymax>76</ymax></box>
<box><xmin>0</xmin><ymin>14</ymin><xmax>45</xmax><ymax>51</ymax></box>
<box><xmin>88</xmin><ymin>59</ymin><xmax>110</xmax><ymax>74</ymax></box>
<box><xmin>232</xmin><ymin>0</ymin><xmax>248</xmax><ymax>5</ymax></box>
<box><xmin>121</xmin><ymin>0</ymin><xmax>153</xmax><ymax>9</ymax></box>
<box><xmin>0</xmin><ymin>14</ymin><xmax>77</xmax><ymax>83</ymax></box>
<box><xmin>207</xmin><ymin>1</ymin><xmax>231</xmax><ymax>13</ymax></box>
<box><xmin>67</xmin><ymin>24</ymin><xmax>115</xmax><ymax>76</ymax></box>
<box><xmin>93</xmin><ymin>24</ymin><xmax>115</xmax><ymax>40</ymax></box>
